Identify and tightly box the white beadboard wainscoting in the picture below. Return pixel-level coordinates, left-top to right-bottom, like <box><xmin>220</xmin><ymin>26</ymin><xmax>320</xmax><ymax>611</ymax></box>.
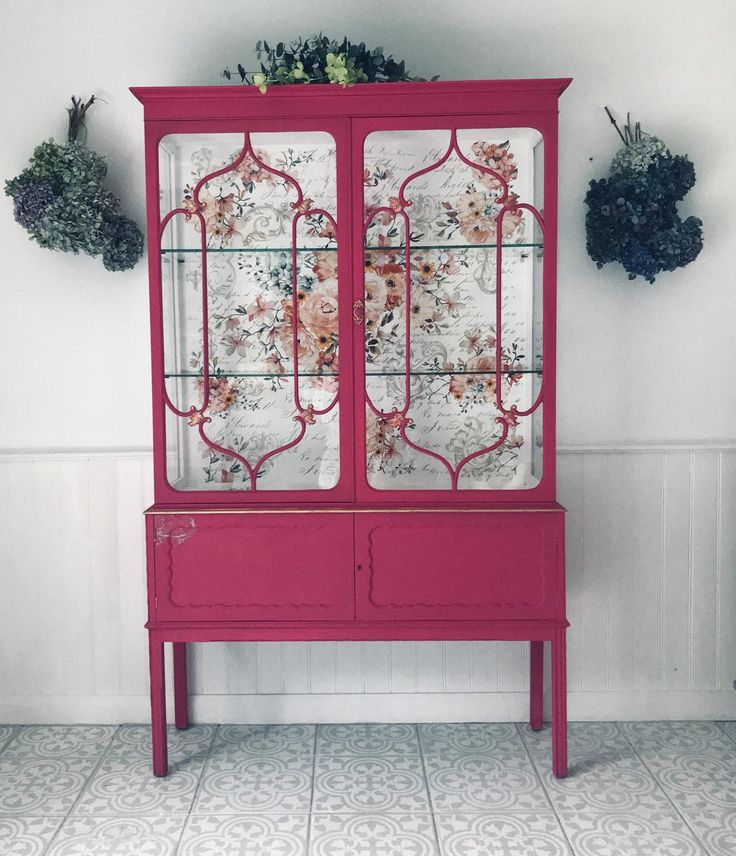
<box><xmin>0</xmin><ymin>445</ymin><xmax>735</xmax><ymax>724</ymax></box>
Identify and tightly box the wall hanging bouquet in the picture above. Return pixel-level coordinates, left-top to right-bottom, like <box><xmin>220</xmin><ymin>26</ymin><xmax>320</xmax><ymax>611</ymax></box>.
<box><xmin>5</xmin><ymin>96</ymin><xmax>144</xmax><ymax>272</ymax></box>
<box><xmin>584</xmin><ymin>109</ymin><xmax>703</xmax><ymax>284</ymax></box>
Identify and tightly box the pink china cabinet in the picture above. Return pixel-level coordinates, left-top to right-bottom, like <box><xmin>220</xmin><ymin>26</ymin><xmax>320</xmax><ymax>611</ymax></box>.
<box><xmin>132</xmin><ymin>78</ymin><xmax>571</xmax><ymax>778</ymax></box>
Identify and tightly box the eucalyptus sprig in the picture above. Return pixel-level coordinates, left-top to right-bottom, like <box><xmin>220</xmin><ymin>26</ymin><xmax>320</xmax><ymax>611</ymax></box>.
<box><xmin>223</xmin><ymin>34</ymin><xmax>437</xmax><ymax>93</ymax></box>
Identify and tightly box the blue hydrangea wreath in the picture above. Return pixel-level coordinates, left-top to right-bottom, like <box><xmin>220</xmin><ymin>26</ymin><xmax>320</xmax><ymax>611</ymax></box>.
<box><xmin>584</xmin><ymin>109</ymin><xmax>703</xmax><ymax>284</ymax></box>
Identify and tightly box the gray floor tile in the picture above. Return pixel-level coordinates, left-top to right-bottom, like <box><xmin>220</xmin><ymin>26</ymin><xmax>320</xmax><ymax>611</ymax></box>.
<box><xmin>518</xmin><ymin>721</ymin><xmax>628</xmax><ymax>760</ymax></box>
<box><xmin>0</xmin><ymin>726</ymin><xmax>20</xmax><ymax>755</ymax></box>
<box><xmin>72</xmin><ymin>757</ymin><xmax>202</xmax><ymax>815</ymax></box>
<box><xmin>435</xmin><ymin>813</ymin><xmax>572</xmax><ymax>856</ymax></box>
<box><xmin>424</xmin><ymin>746</ymin><xmax>549</xmax><ymax>813</ymax></box>
<box><xmin>621</xmin><ymin>720</ymin><xmax>736</xmax><ymax>754</ymax></box>
<box><xmin>317</xmin><ymin>724</ymin><xmax>419</xmax><ymax>756</ymax></box>
<box><xmin>642</xmin><ymin>750</ymin><xmax>736</xmax><ymax>813</ymax></box>
<box><xmin>180</xmin><ymin>814</ymin><xmax>308</xmax><ymax>856</ymax></box>
<box><xmin>718</xmin><ymin>721</ymin><xmax>736</xmax><ymax>745</ymax></box>
<box><xmin>558</xmin><ymin>807</ymin><xmax>707</xmax><ymax>856</ymax></box>
<box><xmin>677</xmin><ymin>806</ymin><xmax>736</xmax><ymax>856</ymax></box>
<box><xmin>106</xmin><ymin>724</ymin><xmax>215</xmax><ymax>764</ymax></box>
<box><xmin>310</xmin><ymin>814</ymin><xmax>438</xmax><ymax>856</ymax></box>
<box><xmin>313</xmin><ymin>754</ymin><xmax>430</xmax><ymax>814</ymax></box>
<box><xmin>419</xmin><ymin>723</ymin><xmax>522</xmax><ymax>755</ymax></box>
<box><xmin>532</xmin><ymin>739</ymin><xmax>673</xmax><ymax>814</ymax></box>
<box><xmin>194</xmin><ymin>752</ymin><xmax>313</xmax><ymax>814</ymax></box>
<box><xmin>0</xmin><ymin>816</ymin><xmax>63</xmax><ymax>856</ymax></box>
<box><xmin>1</xmin><ymin>726</ymin><xmax>116</xmax><ymax>761</ymax></box>
<box><xmin>47</xmin><ymin>816</ymin><xmax>186</xmax><ymax>856</ymax></box>
<box><xmin>0</xmin><ymin>756</ymin><xmax>97</xmax><ymax>816</ymax></box>
<box><xmin>213</xmin><ymin>724</ymin><xmax>315</xmax><ymax>760</ymax></box>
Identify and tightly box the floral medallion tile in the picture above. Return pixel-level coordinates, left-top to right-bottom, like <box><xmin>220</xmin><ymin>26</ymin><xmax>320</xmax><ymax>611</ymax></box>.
<box><xmin>435</xmin><ymin>813</ymin><xmax>571</xmax><ymax>856</ymax></box>
<box><xmin>312</xmin><ymin>755</ymin><xmax>430</xmax><ymax>814</ymax></box>
<box><xmin>214</xmin><ymin>724</ymin><xmax>315</xmax><ymax>760</ymax></box>
<box><xmin>644</xmin><ymin>751</ymin><xmax>736</xmax><ymax>813</ymax></box>
<box><xmin>518</xmin><ymin>721</ymin><xmax>627</xmax><ymax>760</ymax></box>
<box><xmin>106</xmin><ymin>724</ymin><xmax>215</xmax><ymax>764</ymax></box>
<box><xmin>418</xmin><ymin>723</ymin><xmax>521</xmax><ymax>755</ymax></box>
<box><xmin>47</xmin><ymin>816</ymin><xmax>186</xmax><ymax>856</ymax></box>
<box><xmin>678</xmin><ymin>806</ymin><xmax>736</xmax><ymax>856</ymax></box>
<box><xmin>317</xmin><ymin>724</ymin><xmax>419</xmax><ymax>757</ymax></box>
<box><xmin>558</xmin><ymin>808</ymin><xmax>707</xmax><ymax>856</ymax></box>
<box><xmin>2</xmin><ymin>726</ymin><xmax>117</xmax><ymax>760</ymax></box>
<box><xmin>423</xmin><ymin>747</ymin><xmax>548</xmax><ymax>813</ymax></box>
<box><xmin>533</xmin><ymin>741</ymin><xmax>672</xmax><ymax>814</ymax></box>
<box><xmin>0</xmin><ymin>816</ymin><xmax>63</xmax><ymax>856</ymax></box>
<box><xmin>621</xmin><ymin>721</ymin><xmax>736</xmax><ymax>755</ymax></box>
<box><xmin>194</xmin><ymin>752</ymin><xmax>313</xmax><ymax>814</ymax></box>
<box><xmin>72</xmin><ymin>758</ymin><xmax>202</xmax><ymax>815</ymax></box>
<box><xmin>180</xmin><ymin>814</ymin><xmax>308</xmax><ymax>856</ymax></box>
<box><xmin>310</xmin><ymin>814</ymin><xmax>438</xmax><ymax>856</ymax></box>
<box><xmin>0</xmin><ymin>756</ymin><xmax>97</xmax><ymax>815</ymax></box>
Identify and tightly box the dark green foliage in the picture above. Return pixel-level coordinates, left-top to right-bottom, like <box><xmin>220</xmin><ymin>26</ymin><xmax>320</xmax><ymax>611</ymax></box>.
<box><xmin>223</xmin><ymin>34</ymin><xmax>437</xmax><ymax>91</ymax></box>
<box><xmin>5</xmin><ymin>101</ymin><xmax>144</xmax><ymax>272</ymax></box>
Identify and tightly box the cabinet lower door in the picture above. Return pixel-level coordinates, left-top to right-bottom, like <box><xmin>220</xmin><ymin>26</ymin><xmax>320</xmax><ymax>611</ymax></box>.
<box><xmin>151</xmin><ymin>513</ymin><xmax>354</xmax><ymax>621</ymax></box>
<box><xmin>354</xmin><ymin>512</ymin><xmax>563</xmax><ymax>621</ymax></box>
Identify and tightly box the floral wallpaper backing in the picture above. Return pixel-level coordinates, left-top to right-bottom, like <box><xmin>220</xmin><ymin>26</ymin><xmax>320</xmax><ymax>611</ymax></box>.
<box><xmin>158</xmin><ymin>128</ymin><xmax>543</xmax><ymax>492</ymax></box>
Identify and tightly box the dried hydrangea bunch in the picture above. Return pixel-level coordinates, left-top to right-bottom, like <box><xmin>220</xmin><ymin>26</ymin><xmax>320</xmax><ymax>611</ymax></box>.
<box><xmin>584</xmin><ymin>109</ymin><xmax>703</xmax><ymax>284</ymax></box>
<box><xmin>224</xmin><ymin>34</ymin><xmax>436</xmax><ymax>93</ymax></box>
<box><xmin>5</xmin><ymin>96</ymin><xmax>143</xmax><ymax>272</ymax></box>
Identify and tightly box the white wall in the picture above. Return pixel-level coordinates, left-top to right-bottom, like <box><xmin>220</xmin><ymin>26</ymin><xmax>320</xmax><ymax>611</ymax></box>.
<box><xmin>1</xmin><ymin>0</ymin><xmax>735</xmax><ymax>722</ymax></box>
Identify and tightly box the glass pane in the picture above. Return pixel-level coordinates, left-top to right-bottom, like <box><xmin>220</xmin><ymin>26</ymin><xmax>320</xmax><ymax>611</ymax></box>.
<box><xmin>159</xmin><ymin>132</ymin><xmax>339</xmax><ymax>491</ymax></box>
<box><xmin>363</xmin><ymin>127</ymin><xmax>544</xmax><ymax>491</ymax></box>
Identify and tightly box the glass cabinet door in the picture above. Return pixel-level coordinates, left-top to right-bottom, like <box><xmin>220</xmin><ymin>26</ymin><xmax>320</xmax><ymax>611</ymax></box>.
<box><xmin>361</xmin><ymin>126</ymin><xmax>545</xmax><ymax>492</ymax></box>
<box><xmin>158</xmin><ymin>130</ymin><xmax>344</xmax><ymax>493</ymax></box>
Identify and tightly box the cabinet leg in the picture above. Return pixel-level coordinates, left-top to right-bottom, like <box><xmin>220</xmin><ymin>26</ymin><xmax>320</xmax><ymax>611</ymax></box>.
<box><xmin>173</xmin><ymin>642</ymin><xmax>189</xmax><ymax>730</ymax></box>
<box><xmin>148</xmin><ymin>634</ymin><xmax>168</xmax><ymax>777</ymax></box>
<box><xmin>551</xmin><ymin>626</ymin><xmax>568</xmax><ymax>778</ymax></box>
<box><xmin>530</xmin><ymin>640</ymin><xmax>544</xmax><ymax>731</ymax></box>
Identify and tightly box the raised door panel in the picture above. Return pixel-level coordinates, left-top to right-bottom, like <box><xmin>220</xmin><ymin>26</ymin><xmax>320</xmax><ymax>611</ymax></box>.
<box><xmin>355</xmin><ymin>512</ymin><xmax>563</xmax><ymax>621</ymax></box>
<box><xmin>152</xmin><ymin>513</ymin><xmax>354</xmax><ymax>621</ymax></box>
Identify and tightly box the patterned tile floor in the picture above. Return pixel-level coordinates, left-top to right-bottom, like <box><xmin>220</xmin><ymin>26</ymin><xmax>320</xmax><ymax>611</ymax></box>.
<box><xmin>0</xmin><ymin>721</ymin><xmax>734</xmax><ymax>854</ymax></box>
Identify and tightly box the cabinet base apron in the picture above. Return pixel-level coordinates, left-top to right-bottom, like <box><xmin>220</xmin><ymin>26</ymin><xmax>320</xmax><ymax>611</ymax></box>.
<box><xmin>146</xmin><ymin>625</ymin><xmax>568</xmax><ymax>779</ymax></box>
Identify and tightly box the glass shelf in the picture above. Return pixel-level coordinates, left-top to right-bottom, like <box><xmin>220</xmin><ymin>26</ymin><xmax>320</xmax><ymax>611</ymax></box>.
<box><xmin>367</xmin><ymin>369</ymin><xmax>542</xmax><ymax>377</ymax></box>
<box><xmin>160</xmin><ymin>246</ymin><xmax>335</xmax><ymax>254</ymax></box>
<box><xmin>165</xmin><ymin>371</ymin><xmax>337</xmax><ymax>379</ymax></box>
<box><xmin>160</xmin><ymin>242</ymin><xmax>543</xmax><ymax>255</ymax></box>
<box><xmin>365</xmin><ymin>243</ymin><xmax>543</xmax><ymax>251</ymax></box>
<box><xmin>165</xmin><ymin>369</ymin><xmax>542</xmax><ymax>379</ymax></box>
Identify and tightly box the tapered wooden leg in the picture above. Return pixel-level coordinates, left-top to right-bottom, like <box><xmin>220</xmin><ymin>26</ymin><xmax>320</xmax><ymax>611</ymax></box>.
<box><xmin>173</xmin><ymin>642</ymin><xmax>189</xmax><ymax>730</ymax></box>
<box><xmin>149</xmin><ymin>634</ymin><xmax>168</xmax><ymax>777</ymax></box>
<box><xmin>530</xmin><ymin>640</ymin><xmax>544</xmax><ymax>731</ymax></box>
<box><xmin>551</xmin><ymin>626</ymin><xmax>568</xmax><ymax>778</ymax></box>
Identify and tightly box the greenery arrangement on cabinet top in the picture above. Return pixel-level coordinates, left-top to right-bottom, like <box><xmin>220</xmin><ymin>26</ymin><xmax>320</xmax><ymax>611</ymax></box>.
<box><xmin>223</xmin><ymin>34</ymin><xmax>437</xmax><ymax>93</ymax></box>
<box><xmin>584</xmin><ymin>109</ymin><xmax>703</xmax><ymax>284</ymax></box>
<box><xmin>4</xmin><ymin>96</ymin><xmax>144</xmax><ymax>272</ymax></box>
